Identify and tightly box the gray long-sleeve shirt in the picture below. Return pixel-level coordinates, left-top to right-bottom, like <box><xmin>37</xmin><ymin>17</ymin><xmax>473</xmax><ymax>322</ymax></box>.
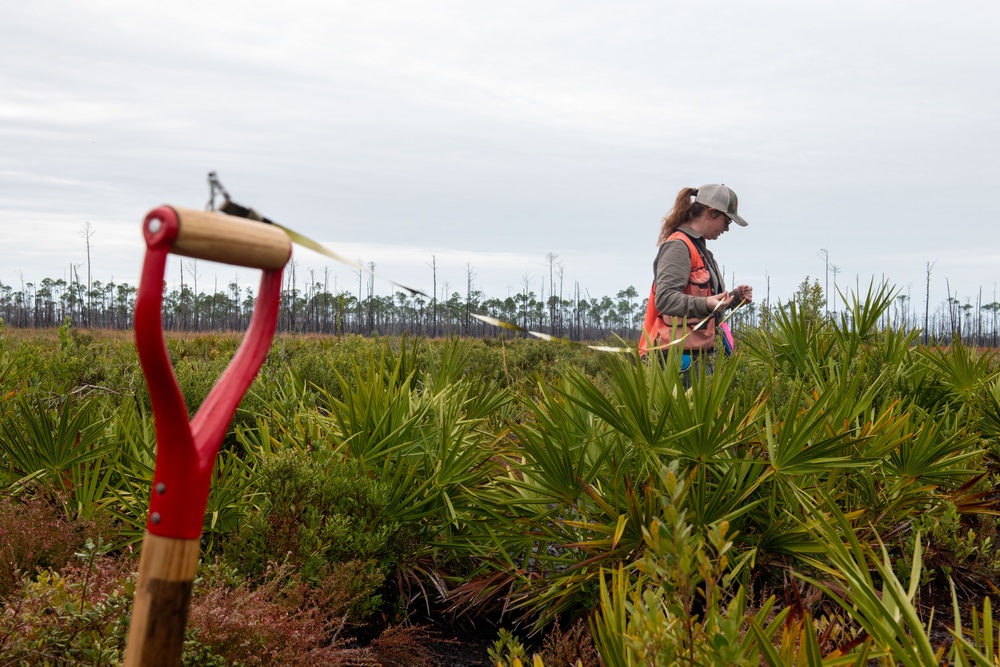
<box><xmin>653</xmin><ymin>225</ymin><xmax>725</xmax><ymax>319</ymax></box>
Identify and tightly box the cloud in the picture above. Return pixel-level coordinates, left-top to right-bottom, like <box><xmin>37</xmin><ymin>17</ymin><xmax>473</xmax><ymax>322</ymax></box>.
<box><xmin>1</xmin><ymin>0</ymin><xmax>998</xmax><ymax>313</ymax></box>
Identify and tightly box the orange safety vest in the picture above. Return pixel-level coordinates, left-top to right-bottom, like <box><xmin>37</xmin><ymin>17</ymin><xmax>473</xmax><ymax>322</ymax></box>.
<box><xmin>638</xmin><ymin>231</ymin><xmax>716</xmax><ymax>357</ymax></box>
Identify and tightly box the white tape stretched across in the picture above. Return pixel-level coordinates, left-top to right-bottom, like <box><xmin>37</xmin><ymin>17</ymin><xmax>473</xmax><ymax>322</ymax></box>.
<box><xmin>205</xmin><ymin>172</ymin><xmax>742</xmax><ymax>355</ymax></box>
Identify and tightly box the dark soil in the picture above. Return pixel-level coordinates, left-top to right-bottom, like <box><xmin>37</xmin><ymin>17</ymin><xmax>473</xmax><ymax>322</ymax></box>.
<box><xmin>425</xmin><ymin>616</ymin><xmax>504</xmax><ymax>667</ymax></box>
<box><xmin>431</xmin><ymin>631</ymin><xmax>495</xmax><ymax>667</ymax></box>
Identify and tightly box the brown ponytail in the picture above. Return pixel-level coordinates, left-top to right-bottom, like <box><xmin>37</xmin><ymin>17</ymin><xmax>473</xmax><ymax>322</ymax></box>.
<box><xmin>657</xmin><ymin>187</ymin><xmax>711</xmax><ymax>245</ymax></box>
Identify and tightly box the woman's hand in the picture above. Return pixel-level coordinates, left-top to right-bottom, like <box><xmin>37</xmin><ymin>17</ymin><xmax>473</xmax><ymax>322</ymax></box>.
<box><xmin>732</xmin><ymin>284</ymin><xmax>753</xmax><ymax>304</ymax></box>
<box><xmin>707</xmin><ymin>292</ymin><xmax>734</xmax><ymax>311</ymax></box>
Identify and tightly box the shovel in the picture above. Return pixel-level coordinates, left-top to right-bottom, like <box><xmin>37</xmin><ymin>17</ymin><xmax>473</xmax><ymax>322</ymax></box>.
<box><xmin>125</xmin><ymin>206</ymin><xmax>290</xmax><ymax>667</ymax></box>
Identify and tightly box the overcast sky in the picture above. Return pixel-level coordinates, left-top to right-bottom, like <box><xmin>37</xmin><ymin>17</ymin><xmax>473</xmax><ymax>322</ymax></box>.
<box><xmin>2</xmin><ymin>0</ymin><xmax>998</xmax><ymax>315</ymax></box>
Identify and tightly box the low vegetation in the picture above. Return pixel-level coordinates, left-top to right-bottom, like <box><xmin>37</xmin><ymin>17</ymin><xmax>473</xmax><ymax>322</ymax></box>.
<box><xmin>1</xmin><ymin>282</ymin><xmax>999</xmax><ymax>665</ymax></box>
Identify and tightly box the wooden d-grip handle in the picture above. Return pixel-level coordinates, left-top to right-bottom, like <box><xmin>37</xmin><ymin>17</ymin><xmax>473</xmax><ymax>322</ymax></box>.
<box><xmin>143</xmin><ymin>206</ymin><xmax>292</xmax><ymax>271</ymax></box>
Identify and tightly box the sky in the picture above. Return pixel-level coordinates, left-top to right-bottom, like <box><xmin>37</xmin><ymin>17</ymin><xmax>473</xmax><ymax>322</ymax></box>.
<box><xmin>2</xmin><ymin>0</ymin><xmax>999</xmax><ymax>315</ymax></box>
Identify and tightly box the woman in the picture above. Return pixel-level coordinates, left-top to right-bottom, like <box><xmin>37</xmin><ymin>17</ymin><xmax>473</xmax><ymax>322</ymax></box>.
<box><xmin>638</xmin><ymin>184</ymin><xmax>753</xmax><ymax>379</ymax></box>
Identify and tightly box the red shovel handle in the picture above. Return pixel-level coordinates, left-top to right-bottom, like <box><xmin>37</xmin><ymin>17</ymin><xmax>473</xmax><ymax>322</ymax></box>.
<box><xmin>126</xmin><ymin>206</ymin><xmax>290</xmax><ymax>667</ymax></box>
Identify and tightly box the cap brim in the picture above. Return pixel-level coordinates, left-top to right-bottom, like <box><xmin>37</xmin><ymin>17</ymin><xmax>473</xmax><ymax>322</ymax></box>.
<box><xmin>730</xmin><ymin>213</ymin><xmax>748</xmax><ymax>227</ymax></box>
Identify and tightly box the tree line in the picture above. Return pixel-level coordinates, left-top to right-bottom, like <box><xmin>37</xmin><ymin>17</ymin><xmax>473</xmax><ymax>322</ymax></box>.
<box><xmin>0</xmin><ymin>261</ymin><xmax>666</xmax><ymax>340</ymax></box>
<box><xmin>3</xmin><ymin>267</ymin><xmax>998</xmax><ymax>347</ymax></box>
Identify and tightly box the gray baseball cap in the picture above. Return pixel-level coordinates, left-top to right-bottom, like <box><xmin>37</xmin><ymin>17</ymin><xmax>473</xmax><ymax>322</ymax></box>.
<box><xmin>695</xmin><ymin>184</ymin><xmax>748</xmax><ymax>227</ymax></box>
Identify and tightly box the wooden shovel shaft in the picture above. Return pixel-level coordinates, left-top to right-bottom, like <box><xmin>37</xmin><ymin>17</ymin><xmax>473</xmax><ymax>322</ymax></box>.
<box><xmin>158</xmin><ymin>206</ymin><xmax>291</xmax><ymax>270</ymax></box>
<box><xmin>124</xmin><ymin>533</ymin><xmax>201</xmax><ymax>667</ymax></box>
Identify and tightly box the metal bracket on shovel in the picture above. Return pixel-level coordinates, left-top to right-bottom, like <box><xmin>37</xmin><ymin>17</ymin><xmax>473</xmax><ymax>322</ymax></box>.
<box><xmin>125</xmin><ymin>206</ymin><xmax>290</xmax><ymax>667</ymax></box>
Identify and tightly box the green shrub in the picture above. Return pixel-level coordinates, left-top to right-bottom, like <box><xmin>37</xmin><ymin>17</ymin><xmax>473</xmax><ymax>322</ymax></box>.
<box><xmin>221</xmin><ymin>450</ymin><xmax>421</xmax><ymax>585</ymax></box>
<box><xmin>897</xmin><ymin>498</ymin><xmax>1000</xmax><ymax>595</ymax></box>
<box><xmin>488</xmin><ymin>627</ymin><xmax>530</xmax><ymax>667</ymax></box>
<box><xmin>0</xmin><ymin>542</ymin><xmax>133</xmax><ymax>665</ymax></box>
<box><xmin>590</xmin><ymin>464</ymin><xmax>764</xmax><ymax>667</ymax></box>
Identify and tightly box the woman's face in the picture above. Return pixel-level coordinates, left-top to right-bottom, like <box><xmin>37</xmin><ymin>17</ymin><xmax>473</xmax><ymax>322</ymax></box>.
<box><xmin>699</xmin><ymin>209</ymin><xmax>731</xmax><ymax>241</ymax></box>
